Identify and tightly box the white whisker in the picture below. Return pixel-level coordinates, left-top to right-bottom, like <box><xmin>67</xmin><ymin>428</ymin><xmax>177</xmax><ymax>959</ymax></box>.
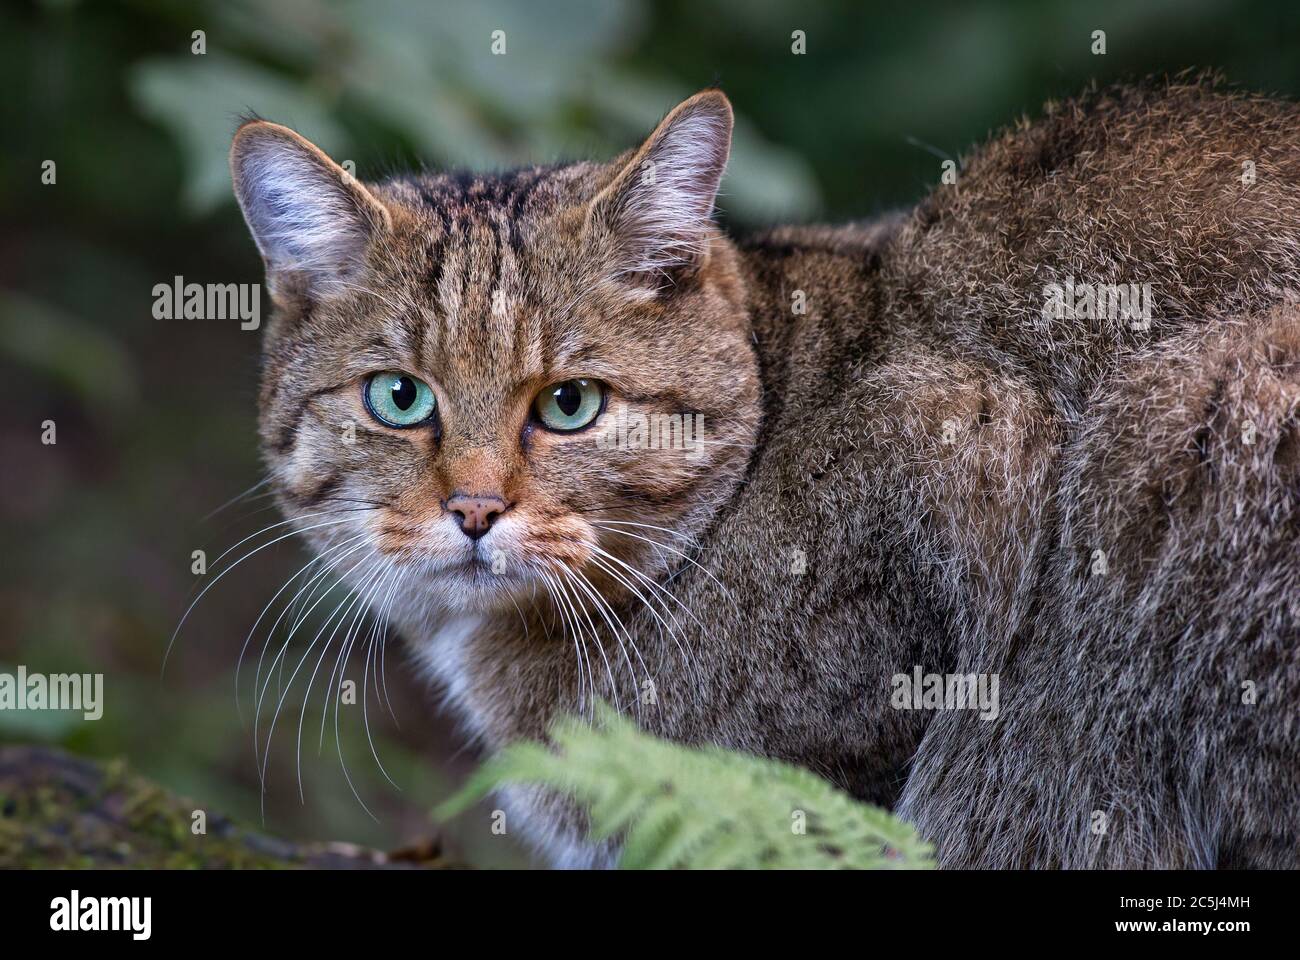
<box><xmin>201</xmin><ymin>477</ymin><xmax>272</xmax><ymax>522</ymax></box>
<box><xmin>551</xmin><ymin>562</ymin><xmax>621</xmax><ymax>715</ymax></box>
<box><xmin>535</xmin><ymin>564</ymin><xmax>592</xmax><ymax>718</ymax></box>
<box><xmin>235</xmin><ymin>532</ymin><xmax>370</xmax><ymax>721</ymax></box>
<box><xmin>567</xmin><ymin>565</ymin><xmax>644</xmax><ymax>717</ymax></box>
<box><xmin>591</xmin><ymin>521</ymin><xmax>738</xmax><ymax>609</ymax></box>
<box><xmin>164</xmin><ymin>513</ymin><xmax>367</xmax><ymax>675</ymax></box>
<box><xmin>252</xmin><ymin>547</ymin><xmax>373</xmax><ymax>809</ymax></box>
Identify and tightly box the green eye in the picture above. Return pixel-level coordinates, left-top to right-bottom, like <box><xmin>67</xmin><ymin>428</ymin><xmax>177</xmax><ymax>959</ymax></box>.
<box><xmin>364</xmin><ymin>372</ymin><xmax>437</xmax><ymax>428</ymax></box>
<box><xmin>534</xmin><ymin>378</ymin><xmax>604</xmax><ymax>432</ymax></box>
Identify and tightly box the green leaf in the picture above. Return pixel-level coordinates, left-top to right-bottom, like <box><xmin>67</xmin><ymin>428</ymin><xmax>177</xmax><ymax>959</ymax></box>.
<box><xmin>0</xmin><ymin>290</ymin><xmax>138</xmax><ymax>419</ymax></box>
<box><xmin>438</xmin><ymin>703</ymin><xmax>933</xmax><ymax>870</ymax></box>
<box><xmin>129</xmin><ymin>53</ymin><xmax>348</xmax><ymax>215</ymax></box>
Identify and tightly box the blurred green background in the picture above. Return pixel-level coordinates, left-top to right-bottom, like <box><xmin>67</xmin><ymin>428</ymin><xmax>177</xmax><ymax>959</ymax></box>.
<box><xmin>2</xmin><ymin>0</ymin><xmax>1299</xmax><ymax>868</ymax></box>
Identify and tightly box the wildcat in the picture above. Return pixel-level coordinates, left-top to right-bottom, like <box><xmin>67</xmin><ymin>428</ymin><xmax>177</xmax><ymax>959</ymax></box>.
<box><xmin>230</xmin><ymin>75</ymin><xmax>1300</xmax><ymax>868</ymax></box>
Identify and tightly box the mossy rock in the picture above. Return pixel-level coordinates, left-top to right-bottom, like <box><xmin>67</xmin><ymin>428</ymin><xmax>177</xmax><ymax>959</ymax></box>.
<box><xmin>0</xmin><ymin>746</ymin><xmax>455</xmax><ymax>869</ymax></box>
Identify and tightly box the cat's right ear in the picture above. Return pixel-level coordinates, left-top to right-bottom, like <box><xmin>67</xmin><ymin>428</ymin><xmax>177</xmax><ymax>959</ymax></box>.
<box><xmin>229</xmin><ymin>120</ymin><xmax>390</xmax><ymax>299</ymax></box>
<box><xmin>586</xmin><ymin>89</ymin><xmax>733</xmax><ymax>289</ymax></box>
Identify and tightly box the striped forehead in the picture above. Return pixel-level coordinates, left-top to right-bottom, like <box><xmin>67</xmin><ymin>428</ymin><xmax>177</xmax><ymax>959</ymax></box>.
<box><xmin>384</xmin><ymin>169</ymin><xmax>585</xmax><ymax>393</ymax></box>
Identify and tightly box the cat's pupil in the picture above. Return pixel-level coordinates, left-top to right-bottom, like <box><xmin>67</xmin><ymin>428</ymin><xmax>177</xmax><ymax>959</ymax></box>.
<box><xmin>391</xmin><ymin>376</ymin><xmax>416</xmax><ymax>411</ymax></box>
<box><xmin>555</xmin><ymin>382</ymin><xmax>582</xmax><ymax>417</ymax></box>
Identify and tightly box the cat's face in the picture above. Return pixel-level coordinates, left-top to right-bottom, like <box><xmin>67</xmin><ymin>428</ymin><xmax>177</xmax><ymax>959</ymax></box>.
<box><xmin>231</xmin><ymin>92</ymin><xmax>760</xmax><ymax>620</ymax></box>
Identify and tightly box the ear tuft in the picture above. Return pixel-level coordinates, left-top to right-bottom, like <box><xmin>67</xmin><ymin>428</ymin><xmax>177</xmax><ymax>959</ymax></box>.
<box><xmin>229</xmin><ymin>122</ymin><xmax>388</xmax><ymax>297</ymax></box>
<box><xmin>589</xmin><ymin>90</ymin><xmax>734</xmax><ymax>284</ymax></box>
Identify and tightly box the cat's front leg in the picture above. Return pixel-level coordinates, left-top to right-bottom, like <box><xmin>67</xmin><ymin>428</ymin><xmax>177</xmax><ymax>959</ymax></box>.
<box><xmin>496</xmin><ymin>783</ymin><xmax>621</xmax><ymax>869</ymax></box>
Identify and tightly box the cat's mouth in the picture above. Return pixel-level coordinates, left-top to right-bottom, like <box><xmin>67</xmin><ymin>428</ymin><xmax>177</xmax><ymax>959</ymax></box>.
<box><xmin>442</xmin><ymin>550</ymin><xmax>509</xmax><ymax>577</ymax></box>
<box><xmin>360</xmin><ymin>502</ymin><xmax>604</xmax><ymax>610</ymax></box>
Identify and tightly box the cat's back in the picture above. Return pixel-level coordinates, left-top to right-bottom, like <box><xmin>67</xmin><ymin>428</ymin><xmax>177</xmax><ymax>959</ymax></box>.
<box><xmin>883</xmin><ymin>75</ymin><xmax>1300</xmax><ymax>399</ymax></box>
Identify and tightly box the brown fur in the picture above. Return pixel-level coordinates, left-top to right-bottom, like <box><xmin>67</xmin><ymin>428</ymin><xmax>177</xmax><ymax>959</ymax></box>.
<box><xmin>232</xmin><ymin>76</ymin><xmax>1300</xmax><ymax>867</ymax></box>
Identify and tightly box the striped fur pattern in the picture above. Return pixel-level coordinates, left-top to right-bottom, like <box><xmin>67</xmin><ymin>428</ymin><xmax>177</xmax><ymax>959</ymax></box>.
<box><xmin>233</xmin><ymin>78</ymin><xmax>1300</xmax><ymax>868</ymax></box>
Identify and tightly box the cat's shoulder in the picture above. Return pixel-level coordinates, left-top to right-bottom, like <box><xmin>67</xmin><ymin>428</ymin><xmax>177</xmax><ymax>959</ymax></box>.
<box><xmin>739</xmin><ymin>216</ymin><xmax>905</xmax><ymax>262</ymax></box>
<box><xmin>952</xmin><ymin>72</ymin><xmax>1300</xmax><ymax>207</ymax></box>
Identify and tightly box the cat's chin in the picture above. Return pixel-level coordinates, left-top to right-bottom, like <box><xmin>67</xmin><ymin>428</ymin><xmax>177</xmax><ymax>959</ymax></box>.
<box><xmin>396</xmin><ymin>554</ymin><xmax>541</xmax><ymax>615</ymax></box>
<box><xmin>443</xmin><ymin>576</ymin><xmax>531</xmax><ymax>614</ymax></box>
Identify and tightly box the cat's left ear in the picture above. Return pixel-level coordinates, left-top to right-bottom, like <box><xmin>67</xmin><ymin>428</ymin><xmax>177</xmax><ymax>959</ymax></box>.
<box><xmin>587</xmin><ymin>89</ymin><xmax>733</xmax><ymax>286</ymax></box>
<box><xmin>229</xmin><ymin>120</ymin><xmax>391</xmax><ymax>299</ymax></box>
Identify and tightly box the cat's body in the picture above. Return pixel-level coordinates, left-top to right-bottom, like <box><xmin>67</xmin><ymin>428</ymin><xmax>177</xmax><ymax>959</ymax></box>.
<box><xmin>232</xmin><ymin>76</ymin><xmax>1300</xmax><ymax>868</ymax></box>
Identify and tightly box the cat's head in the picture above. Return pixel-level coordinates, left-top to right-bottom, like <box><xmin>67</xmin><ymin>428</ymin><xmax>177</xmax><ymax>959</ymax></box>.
<box><xmin>230</xmin><ymin>91</ymin><xmax>761</xmax><ymax>618</ymax></box>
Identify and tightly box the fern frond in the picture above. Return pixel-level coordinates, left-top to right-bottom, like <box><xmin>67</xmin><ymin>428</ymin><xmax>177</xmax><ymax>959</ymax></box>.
<box><xmin>436</xmin><ymin>704</ymin><xmax>933</xmax><ymax>870</ymax></box>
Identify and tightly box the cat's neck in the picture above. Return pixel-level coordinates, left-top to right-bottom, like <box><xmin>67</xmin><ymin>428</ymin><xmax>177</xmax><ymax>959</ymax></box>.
<box><xmin>736</xmin><ymin>217</ymin><xmax>903</xmax><ymax>443</ymax></box>
<box><xmin>738</xmin><ymin>217</ymin><xmax>902</xmax><ymax>330</ymax></box>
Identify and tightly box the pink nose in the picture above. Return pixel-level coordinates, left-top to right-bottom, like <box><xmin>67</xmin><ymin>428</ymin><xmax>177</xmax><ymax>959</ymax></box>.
<box><xmin>446</xmin><ymin>494</ymin><xmax>508</xmax><ymax>540</ymax></box>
